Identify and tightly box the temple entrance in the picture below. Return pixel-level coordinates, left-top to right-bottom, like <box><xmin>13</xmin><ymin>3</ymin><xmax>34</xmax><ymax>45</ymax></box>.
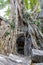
<box><xmin>16</xmin><ymin>35</ymin><xmax>25</xmax><ymax>55</ymax></box>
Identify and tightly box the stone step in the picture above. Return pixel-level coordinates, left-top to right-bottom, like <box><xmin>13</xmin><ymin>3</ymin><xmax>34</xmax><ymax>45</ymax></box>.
<box><xmin>32</xmin><ymin>63</ymin><xmax>43</xmax><ymax>65</ymax></box>
<box><xmin>32</xmin><ymin>49</ymin><xmax>43</xmax><ymax>63</ymax></box>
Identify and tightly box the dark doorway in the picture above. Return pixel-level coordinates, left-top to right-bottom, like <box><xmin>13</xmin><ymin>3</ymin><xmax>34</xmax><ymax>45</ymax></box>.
<box><xmin>16</xmin><ymin>35</ymin><xmax>25</xmax><ymax>55</ymax></box>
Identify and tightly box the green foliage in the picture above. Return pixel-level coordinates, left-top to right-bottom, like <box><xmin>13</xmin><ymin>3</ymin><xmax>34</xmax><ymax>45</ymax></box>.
<box><xmin>5</xmin><ymin>0</ymin><xmax>10</xmax><ymax>4</ymax></box>
<box><xmin>5</xmin><ymin>6</ymin><xmax>10</xmax><ymax>16</ymax></box>
<box><xmin>24</xmin><ymin>0</ymin><xmax>29</xmax><ymax>9</ymax></box>
<box><xmin>0</xmin><ymin>0</ymin><xmax>6</xmax><ymax>9</ymax></box>
<box><xmin>24</xmin><ymin>0</ymin><xmax>40</xmax><ymax>12</ymax></box>
<box><xmin>10</xmin><ymin>22</ymin><xmax>15</xmax><ymax>29</ymax></box>
<box><xmin>0</xmin><ymin>0</ymin><xmax>10</xmax><ymax>19</ymax></box>
<box><xmin>35</xmin><ymin>20</ymin><xmax>40</xmax><ymax>27</ymax></box>
<box><xmin>5</xmin><ymin>31</ymin><xmax>10</xmax><ymax>36</ymax></box>
<box><xmin>0</xmin><ymin>0</ymin><xmax>10</xmax><ymax>9</ymax></box>
<box><xmin>23</xmin><ymin>12</ymin><xmax>33</xmax><ymax>22</ymax></box>
<box><xmin>30</xmin><ymin>0</ymin><xmax>38</xmax><ymax>10</ymax></box>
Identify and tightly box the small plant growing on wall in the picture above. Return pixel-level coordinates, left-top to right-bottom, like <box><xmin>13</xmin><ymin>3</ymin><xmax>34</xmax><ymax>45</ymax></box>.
<box><xmin>10</xmin><ymin>22</ymin><xmax>15</xmax><ymax>30</ymax></box>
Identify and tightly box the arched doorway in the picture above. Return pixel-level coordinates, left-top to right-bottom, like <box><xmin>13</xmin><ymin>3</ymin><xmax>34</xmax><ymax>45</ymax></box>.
<box><xmin>16</xmin><ymin>35</ymin><xmax>25</xmax><ymax>55</ymax></box>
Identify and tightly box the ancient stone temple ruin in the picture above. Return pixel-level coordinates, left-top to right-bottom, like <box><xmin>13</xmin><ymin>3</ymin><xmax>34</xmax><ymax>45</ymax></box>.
<box><xmin>0</xmin><ymin>0</ymin><xmax>43</xmax><ymax>56</ymax></box>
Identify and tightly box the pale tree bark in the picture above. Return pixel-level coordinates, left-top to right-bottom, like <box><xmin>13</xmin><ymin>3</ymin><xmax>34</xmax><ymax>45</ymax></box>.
<box><xmin>9</xmin><ymin>0</ymin><xmax>18</xmax><ymax>54</ymax></box>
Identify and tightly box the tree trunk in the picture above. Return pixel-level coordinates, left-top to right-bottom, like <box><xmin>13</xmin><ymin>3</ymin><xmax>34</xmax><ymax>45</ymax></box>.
<box><xmin>10</xmin><ymin>0</ymin><xmax>18</xmax><ymax>53</ymax></box>
<box><xmin>10</xmin><ymin>0</ymin><xmax>43</xmax><ymax>55</ymax></box>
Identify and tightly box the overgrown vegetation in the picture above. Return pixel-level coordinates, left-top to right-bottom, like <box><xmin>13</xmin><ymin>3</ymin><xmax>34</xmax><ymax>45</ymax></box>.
<box><xmin>0</xmin><ymin>0</ymin><xmax>43</xmax><ymax>55</ymax></box>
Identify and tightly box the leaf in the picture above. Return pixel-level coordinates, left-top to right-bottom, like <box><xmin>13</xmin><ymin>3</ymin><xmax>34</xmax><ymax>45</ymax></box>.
<box><xmin>10</xmin><ymin>22</ymin><xmax>15</xmax><ymax>29</ymax></box>
<box><xmin>5</xmin><ymin>32</ymin><xmax>10</xmax><ymax>36</ymax></box>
